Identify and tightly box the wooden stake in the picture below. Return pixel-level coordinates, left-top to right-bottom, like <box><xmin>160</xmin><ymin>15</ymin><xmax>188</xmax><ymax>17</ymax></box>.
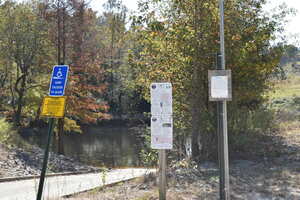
<box><xmin>159</xmin><ymin>150</ymin><xmax>166</xmax><ymax>200</ymax></box>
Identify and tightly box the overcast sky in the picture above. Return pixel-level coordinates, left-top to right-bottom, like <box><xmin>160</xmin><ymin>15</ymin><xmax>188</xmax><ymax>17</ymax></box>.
<box><xmin>90</xmin><ymin>0</ymin><xmax>300</xmax><ymax>45</ymax></box>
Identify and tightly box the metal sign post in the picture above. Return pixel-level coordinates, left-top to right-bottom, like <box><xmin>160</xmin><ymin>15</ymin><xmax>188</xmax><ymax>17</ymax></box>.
<box><xmin>208</xmin><ymin>69</ymin><xmax>231</xmax><ymax>200</ymax></box>
<box><xmin>36</xmin><ymin>118</ymin><xmax>55</xmax><ymax>200</ymax></box>
<box><xmin>150</xmin><ymin>83</ymin><xmax>172</xmax><ymax>200</ymax></box>
<box><xmin>36</xmin><ymin>65</ymin><xmax>69</xmax><ymax>200</ymax></box>
<box><xmin>214</xmin><ymin>62</ymin><xmax>231</xmax><ymax>200</ymax></box>
<box><xmin>217</xmin><ymin>0</ymin><xmax>230</xmax><ymax>199</ymax></box>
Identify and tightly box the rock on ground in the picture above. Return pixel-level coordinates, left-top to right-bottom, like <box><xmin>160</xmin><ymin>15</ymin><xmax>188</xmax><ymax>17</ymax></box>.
<box><xmin>0</xmin><ymin>144</ymin><xmax>99</xmax><ymax>178</ymax></box>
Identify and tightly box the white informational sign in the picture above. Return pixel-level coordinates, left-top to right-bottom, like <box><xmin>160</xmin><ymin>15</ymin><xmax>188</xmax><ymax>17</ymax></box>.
<box><xmin>151</xmin><ymin>83</ymin><xmax>172</xmax><ymax>115</ymax></box>
<box><xmin>211</xmin><ymin>76</ymin><xmax>228</xmax><ymax>98</ymax></box>
<box><xmin>151</xmin><ymin>116</ymin><xmax>173</xmax><ymax>149</ymax></box>
<box><xmin>150</xmin><ymin>83</ymin><xmax>173</xmax><ymax>149</ymax></box>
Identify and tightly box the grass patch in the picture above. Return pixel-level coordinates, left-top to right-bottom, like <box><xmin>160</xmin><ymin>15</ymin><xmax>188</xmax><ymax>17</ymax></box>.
<box><xmin>269</xmin><ymin>75</ymin><xmax>300</xmax><ymax>99</ymax></box>
<box><xmin>278</xmin><ymin>121</ymin><xmax>300</xmax><ymax>134</ymax></box>
<box><xmin>267</xmin><ymin>74</ymin><xmax>300</xmax><ymax>136</ymax></box>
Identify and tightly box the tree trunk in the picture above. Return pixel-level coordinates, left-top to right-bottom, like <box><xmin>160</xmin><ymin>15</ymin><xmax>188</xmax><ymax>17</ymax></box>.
<box><xmin>34</xmin><ymin>105</ymin><xmax>41</xmax><ymax>122</ymax></box>
<box><xmin>14</xmin><ymin>74</ymin><xmax>27</xmax><ymax>126</ymax></box>
<box><xmin>57</xmin><ymin>118</ymin><xmax>65</xmax><ymax>155</ymax></box>
<box><xmin>14</xmin><ymin>94</ymin><xmax>23</xmax><ymax>126</ymax></box>
<box><xmin>55</xmin><ymin>2</ymin><xmax>65</xmax><ymax>155</ymax></box>
<box><xmin>191</xmin><ymin>101</ymin><xmax>201</xmax><ymax>160</ymax></box>
<box><xmin>190</xmin><ymin>0</ymin><xmax>207</xmax><ymax>161</ymax></box>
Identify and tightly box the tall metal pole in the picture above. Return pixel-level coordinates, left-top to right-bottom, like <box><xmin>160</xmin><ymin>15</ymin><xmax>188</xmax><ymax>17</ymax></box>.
<box><xmin>36</xmin><ymin>118</ymin><xmax>55</xmax><ymax>200</ymax></box>
<box><xmin>219</xmin><ymin>0</ymin><xmax>226</xmax><ymax>70</ymax></box>
<box><xmin>218</xmin><ymin>0</ymin><xmax>230</xmax><ymax>199</ymax></box>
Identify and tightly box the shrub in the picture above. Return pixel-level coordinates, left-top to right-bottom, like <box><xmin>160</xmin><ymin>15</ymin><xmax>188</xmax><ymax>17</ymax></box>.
<box><xmin>0</xmin><ymin>117</ymin><xmax>14</xmax><ymax>144</ymax></box>
<box><xmin>131</xmin><ymin>125</ymin><xmax>158</xmax><ymax>167</ymax></box>
<box><xmin>227</xmin><ymin>105</ymin><xmax>279</xmax><ymax>158</ymax></box>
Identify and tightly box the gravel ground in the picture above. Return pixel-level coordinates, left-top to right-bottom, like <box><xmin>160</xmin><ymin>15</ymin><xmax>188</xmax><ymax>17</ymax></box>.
<box><xmin>0</xmin><ymin>144</ymin><xmax>99</xmax><ymax>178</ymax></box>
<box><xmin>65</xmin><ymin>159</ymin><xmax>300</xmax><ymax>200</ymax></box>
<box><xmin>66</xmin><ymin>133</ymin><xmax>300</xmax><ymax>200</ymax></box>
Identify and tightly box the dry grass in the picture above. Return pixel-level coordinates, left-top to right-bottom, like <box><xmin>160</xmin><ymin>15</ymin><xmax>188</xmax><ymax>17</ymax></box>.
<box><xmin>279</xmin><ymin>121</ymin><xmax>300</xmax><ymax>134</ymax></box>
<box><xmin>62</xmin><ymin>162</ymin><xmax>300</xmax><ymax>200</ymax></box>
<box><xmin>269</xmin><ymin>75</ymin><xmax>300</xmax><ymax>99</ymax></box>
<box><xmin>63</xmin><ymin>175</ymin><xmax>215</xmax><ymax>200</ymax></box>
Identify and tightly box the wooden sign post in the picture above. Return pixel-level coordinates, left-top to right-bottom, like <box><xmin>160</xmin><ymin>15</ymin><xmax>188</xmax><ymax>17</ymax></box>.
<box><xmin>150</xmin><ymin>83</ymin><xmax>172</xmax><ymax>200</ymax></box>
<box><xmin>159</xmin><ymin>150</ymin><xmax>167</xmax><ymax>200</ymax></box>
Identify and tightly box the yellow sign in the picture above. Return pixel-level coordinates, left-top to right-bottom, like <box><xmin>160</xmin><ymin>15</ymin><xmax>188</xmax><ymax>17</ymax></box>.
<box><xmin>41</xmin><ymin>96</ymin><xmax>66</xmax><ymax>118</ymax></box>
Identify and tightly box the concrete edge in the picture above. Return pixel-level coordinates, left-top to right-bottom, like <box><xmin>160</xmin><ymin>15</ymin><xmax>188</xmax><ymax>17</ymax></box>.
<box><xmin>0</xmin><ymin>169</ymin><xmax>102</xmax><ymax>183</ymax></box>
<box><xmin>62</xmin><ymin>170</ymin><xmax>157</xmax><ymax>198</ymax></box>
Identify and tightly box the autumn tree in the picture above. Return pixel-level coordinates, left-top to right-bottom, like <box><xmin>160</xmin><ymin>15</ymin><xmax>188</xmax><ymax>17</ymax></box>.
<box><xmin>0</xmin><ymin>0</ymin><xmax>109</xmax><ymax>134</ymax></box>
<box><xmin>67</xmin><ymin>0</ymin><xmax>110</xmax><ymax>124</ymax></box>
<box><xmin>38</xmin><ymin>0</ymin><xmax>72</xmax><ymax>154</ymax></box>
<box><xmin>42</xmin><ymin>0</ymin><xmax>110</xmax><ymax>123</ymax></box>
<box><xmin>38</xmin><ymin>0</ymin><xmax>110</xmax><ymax>154</ymax></box>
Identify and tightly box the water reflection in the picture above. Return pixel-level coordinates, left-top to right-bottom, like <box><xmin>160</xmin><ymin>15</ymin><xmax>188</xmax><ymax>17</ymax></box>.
<box><xmin>23</xmin><ymin>126</ymin><xmax>140</xmax><ymax>168</ymax></box>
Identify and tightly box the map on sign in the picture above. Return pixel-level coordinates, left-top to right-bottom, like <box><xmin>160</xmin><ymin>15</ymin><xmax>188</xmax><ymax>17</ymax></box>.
<box><xmin>41</xmin><ymin>96</ymin><xmax>66</xmax><ymax>118</ymax></box>
<box><xmin>49</xmin><ymin>65</ymin><xmax>69</xmax><ymax>96</ymax></box>
<box><xmin>151</xmin><ymin>116</ymin><xmax>173</xmax><ymax>149</ymax></box>
<box><xmin>150</xmin><ymin>83</ymin><xmax>172</xmax><ymax>116</ymax></box>
<box><xmin>150</xmin><ymin>83</ymin><xmax>173</xmax><ymax>149</ymax></box>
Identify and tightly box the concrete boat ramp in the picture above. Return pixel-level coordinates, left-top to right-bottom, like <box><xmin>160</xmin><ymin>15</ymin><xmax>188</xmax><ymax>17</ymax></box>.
<box><xmin>0</xmin><ymin>168</ymin><xmax>155</xmax><ymax>200</ymax></box>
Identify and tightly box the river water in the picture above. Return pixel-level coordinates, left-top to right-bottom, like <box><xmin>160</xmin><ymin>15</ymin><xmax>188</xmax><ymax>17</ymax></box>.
<box><xmin>22</xmin><ymin>126</ymin><xmax>141</xmax><ymax>168</ymax></box>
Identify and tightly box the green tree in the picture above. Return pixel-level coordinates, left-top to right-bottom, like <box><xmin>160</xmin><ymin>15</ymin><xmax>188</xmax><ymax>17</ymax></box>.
<box><xmin>0</xmin><ymin>1</ymin><xmax>52</xmax><ymax>126</ymax></box>
<box><xmin>129</xmin><ymin>0</ymin><xmax>289</xmax><ymax>160</ymax></box>
<box><xmin>100</xmin><ymin>0</ymin><xmax>128</xmax><ymax>115</ymax></box>
<box><xmin>280</xmin><ymin>44</ymin><xmax>299</xmax><ymax>64</ymax></box>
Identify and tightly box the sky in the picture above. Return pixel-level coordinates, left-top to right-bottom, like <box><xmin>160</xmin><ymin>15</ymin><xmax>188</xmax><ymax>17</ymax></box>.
<box><xmin>90</xmin><ymin>0</ymin><xmax>138</xmax><ymax>13</ymax></box>
<box><xmin>90</xmin><ymin>0</ymin><xmax>300</xmax><ymax>45</ymax></box>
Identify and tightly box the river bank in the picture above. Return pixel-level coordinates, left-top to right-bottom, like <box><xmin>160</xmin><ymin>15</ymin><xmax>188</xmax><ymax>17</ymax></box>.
<box><xmin>0</xmin><ymin>143</ymin><xmax>99</xmax><ymax>178</ymax></box>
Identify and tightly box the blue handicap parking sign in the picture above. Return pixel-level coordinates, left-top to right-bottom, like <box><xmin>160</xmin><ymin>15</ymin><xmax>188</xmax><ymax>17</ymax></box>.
<box><xmin>49</xmin><ymin>65</ymin><xmax>69</xmax><ymax>96</ymax></box>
